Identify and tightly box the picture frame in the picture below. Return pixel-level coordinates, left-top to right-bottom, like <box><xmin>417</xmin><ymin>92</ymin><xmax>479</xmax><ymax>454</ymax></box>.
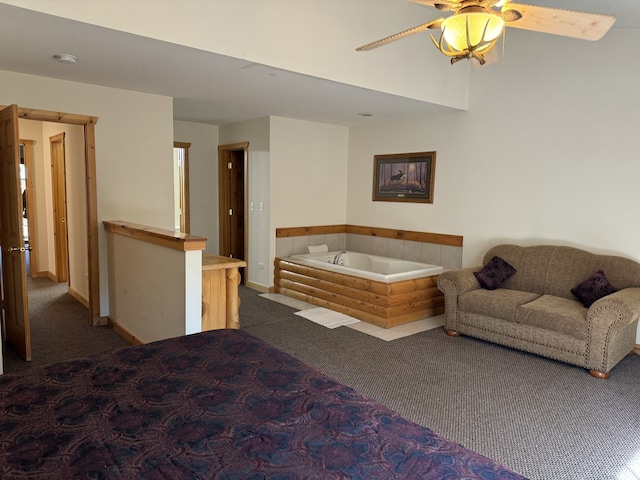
<box><xmin>372</xmin><ymin>151</ymin><xmax>436</xmax><ymax>203</ymax></box>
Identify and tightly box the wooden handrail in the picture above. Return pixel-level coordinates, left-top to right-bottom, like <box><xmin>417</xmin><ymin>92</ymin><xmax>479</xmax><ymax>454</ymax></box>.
<box><xmin>104</xmin><ymin>221</ymin><xmax>206</xmax><ymax>252</ymax></box>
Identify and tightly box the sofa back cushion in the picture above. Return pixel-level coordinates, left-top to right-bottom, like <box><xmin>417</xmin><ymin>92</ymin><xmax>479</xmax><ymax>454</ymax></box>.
<box><xmin>483</xmin><ymin>245</ymin><xmax>553</xmax><ymax>295</ymax></box>
<box><xmin>483</xmin><ymin>244</ymin><xmax>640</xmax><ymax>300</ymax></box>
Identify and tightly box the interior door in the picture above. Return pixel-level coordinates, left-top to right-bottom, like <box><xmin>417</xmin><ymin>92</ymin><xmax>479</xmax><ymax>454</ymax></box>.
<box><xmin>218</xmin><ymin>143</ymin><xmax>247</xmax><ymax>261</ymax></box>
<box><xmin>50</xmin><ymin>132</ymin><xmax>69</xmax><ymax>283</ymax></box>
<box><xmin>0</xmin><ymin>105</ymin><xmax>31</xmax><ymax>361</ymax></box>
<box><xmin>227</xmin><ymin>149</ymin><xmax>245</xmax><ymax>259</ymax></box>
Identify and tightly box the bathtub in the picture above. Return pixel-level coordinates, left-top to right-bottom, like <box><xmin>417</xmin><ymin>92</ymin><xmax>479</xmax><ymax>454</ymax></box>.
<box><xmin>274</xmin><ymin>251</ymin><xmax>445</xmax><ymax>328</ymax></box>
<box><xmin>289</xmin><ymin>251</ymin><xmax>443</xmax><ymax>283</ymax></box>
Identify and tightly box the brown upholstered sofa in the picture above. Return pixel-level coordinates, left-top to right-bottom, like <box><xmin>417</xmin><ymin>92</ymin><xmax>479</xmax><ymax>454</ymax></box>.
<box><xmin>437</xmin><ymin>244</ymin><xmax>640</xmax><ymax>378</ymax></box>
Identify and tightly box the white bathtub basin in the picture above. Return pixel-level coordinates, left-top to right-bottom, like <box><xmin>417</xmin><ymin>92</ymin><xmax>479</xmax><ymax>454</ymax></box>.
<box><xmin>288</xmin><ymin>251</ymin><xmax>443</xmax><ymax>283</ymax></box>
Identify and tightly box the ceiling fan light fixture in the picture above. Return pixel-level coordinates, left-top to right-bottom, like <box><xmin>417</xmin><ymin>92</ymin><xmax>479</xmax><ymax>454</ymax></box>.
<box><xmin>356</xmin><ymin>1</ymin><xmax>615</xmax><ymax>66</ymax></box>
<box><xmin>441</xmin><ymin>12</ymin><xmax>504</xmax><ymax>53</ymax></box>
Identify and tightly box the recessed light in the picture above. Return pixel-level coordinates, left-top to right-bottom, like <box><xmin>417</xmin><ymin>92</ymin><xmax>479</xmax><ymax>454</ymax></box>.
<box><xmin>53</xmin><ymin>54</ymin><xmax>77</xmax><ymax>65</ymax></box>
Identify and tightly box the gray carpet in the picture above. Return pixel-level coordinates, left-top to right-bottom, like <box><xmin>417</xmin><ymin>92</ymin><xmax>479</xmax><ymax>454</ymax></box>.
<box><xmin>239</xmin><ymin>286</ymin><xmax>640</xmax><ymax>480</ymax></box>
<box><xmin>2</xmin><ymin>276</ymin><xmax>129</xmax><ymax>374</ymax></box>
<box><xmin>4</xmin><ymin>282</ymin><xmax>638</xmax><ymax>479</ymax></box>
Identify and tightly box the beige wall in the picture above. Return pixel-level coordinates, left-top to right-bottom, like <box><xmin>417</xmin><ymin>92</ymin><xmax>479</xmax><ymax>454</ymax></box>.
<box><xmin>106</xmin><ymin>233</ymin><xmax>202</xmax><ymax>343</ymax></box>
<box><xmin>347</xmin><ymin>29</ymin><xmax>640</xmax><ymax>267</ymax></box>
<box><xmin>218</xmin><ymin>116</ymin><xmax>349</xmax><ymax>287</ymax></box>
<box><xmin>1</xmin><ymin>69</ymin><xmax>175</xmax><ymax>315</ymax></box>
<box><xmin>219</xmin><ymin>117</ymin><xmax>271</xmax><ymax>287</ymax></box>
<box><xmin>269</xmin><ymin>116</ymin><xmax>349</xmax><ymax>282</ymax></box>
<box><xmin>43</xmin><ymin>123</ymin><xmax>88</xmax><ymax>300</ymax></box>
<box><xmin>173</xmin><ymin>120</ymin><xmax>220</xmax><ymax>252</ymax></box>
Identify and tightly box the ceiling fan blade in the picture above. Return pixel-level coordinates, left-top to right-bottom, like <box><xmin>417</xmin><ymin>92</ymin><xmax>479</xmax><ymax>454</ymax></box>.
<box><xmin>503</xmin><ymin>3</ymin><xmax>615</xmax><ymax>41</ymax></box>
<box><xmin>356</xmin><ymin>19</ymin><xmax>444</xmax><ymax>51</ymax></box>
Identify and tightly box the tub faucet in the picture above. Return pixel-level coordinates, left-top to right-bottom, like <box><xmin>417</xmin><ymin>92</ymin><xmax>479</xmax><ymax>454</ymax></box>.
<box><xmin>333</xmin><ymin>251</ymin><xmax>346</xmax><ymax>265</ymax></box>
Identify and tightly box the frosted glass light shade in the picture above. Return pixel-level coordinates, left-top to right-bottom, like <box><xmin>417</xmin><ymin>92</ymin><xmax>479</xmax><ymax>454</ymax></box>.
<box><xmin>441</xmin><ymin>13</ymin><xmax>504</xmax><ymax>52</ymax></box>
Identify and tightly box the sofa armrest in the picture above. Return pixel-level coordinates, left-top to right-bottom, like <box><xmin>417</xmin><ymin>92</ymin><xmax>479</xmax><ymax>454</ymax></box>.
<box><xmin>438</xmin><ymin>267</ymin><xmax>482</xmax><ymax>296</ymax></box>
<box><xmin>586</xmin><ymin>287</ymin><xmax>640</xmax><ymax>372</ymax></box>
<box><xmin>437</xmin><ymin>267</ymin><xmax>481</xmax><ymax>331</ymax></box>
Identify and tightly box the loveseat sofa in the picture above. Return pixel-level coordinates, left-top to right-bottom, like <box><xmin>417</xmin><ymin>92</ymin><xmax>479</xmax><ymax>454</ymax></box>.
<box><xmin>437</xmin><ymin>244</ymin><xmax>640</xmax><ymax>378</ymax></box>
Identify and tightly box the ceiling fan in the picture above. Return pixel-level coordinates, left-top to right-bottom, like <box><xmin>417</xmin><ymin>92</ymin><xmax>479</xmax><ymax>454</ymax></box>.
<box><xmin>356</xmin><ymin>0</ymin><xmax>616</xmax><ymax>65</ymax></box>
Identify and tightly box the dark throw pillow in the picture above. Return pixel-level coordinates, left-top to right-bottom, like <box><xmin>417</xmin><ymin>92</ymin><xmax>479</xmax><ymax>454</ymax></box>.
<box><xmin>571</xmin><ymin>270</ymin><xmax>618</xmax><ymax>308</ymax></box>
<box><xmin>473</xmin><ymin>256</ymin><xmax>517</xmax><ymax>290</ymax></box>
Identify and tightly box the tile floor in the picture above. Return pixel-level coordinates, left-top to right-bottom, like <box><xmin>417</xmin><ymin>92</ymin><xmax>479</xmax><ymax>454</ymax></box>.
<box><xmin>259</xmin><ymin>293</ymin><xmax>444</xmax><ymax>341</ymax></box>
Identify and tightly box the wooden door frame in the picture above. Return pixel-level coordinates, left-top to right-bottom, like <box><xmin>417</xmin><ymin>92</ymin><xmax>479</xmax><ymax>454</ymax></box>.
<box><xmin>7</xmin><ymin>106</ymin><xmax>101</xmax><ymax>326</ymax></box>
<box><xmin>174</xmin><ymin>141</ymin><xmax>191</xmax><ymax>234</ymax></box>
<box><xmin>218</xmin><ymin>142</ymin><xmax>249</xmax><ymax>280</ymax></box>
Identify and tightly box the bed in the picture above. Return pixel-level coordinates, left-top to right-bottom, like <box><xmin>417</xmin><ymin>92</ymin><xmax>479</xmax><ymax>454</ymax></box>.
<box><xmin>0</xmin><ymin>329</ymin><xmax>526</xmax><ymax>479</ymax></box>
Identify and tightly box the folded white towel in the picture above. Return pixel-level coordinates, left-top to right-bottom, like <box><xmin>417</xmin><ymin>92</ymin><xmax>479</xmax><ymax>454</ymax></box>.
<box><xmin>306</xmin><ymin>244</ymin><xmax>329</xmax><ymax>253</ymax></box>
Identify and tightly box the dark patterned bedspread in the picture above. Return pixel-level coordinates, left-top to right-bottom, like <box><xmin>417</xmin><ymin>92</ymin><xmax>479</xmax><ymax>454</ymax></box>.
<box><xmin>0</xmin><ymin>329</ymin><xmax>526</xmax><ymax>479</ymax></box>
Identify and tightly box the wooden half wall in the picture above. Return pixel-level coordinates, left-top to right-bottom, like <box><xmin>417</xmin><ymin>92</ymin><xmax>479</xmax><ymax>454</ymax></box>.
<box><xmin>104</xmin><ymin>221</ymin><xmax>206</xmax><ymax>345</ymax></box>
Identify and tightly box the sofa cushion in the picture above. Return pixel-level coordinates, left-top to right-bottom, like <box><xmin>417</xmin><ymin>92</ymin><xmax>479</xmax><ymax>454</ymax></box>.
<box><xmin>483</xmin><ymin>245</ymin><xmax>552</xmax><ymax>294</ymax></box>
<box><xmin>516</xmin><ymin>295</ymin><xmax>587</xmax><ymax>340</ymax></box>
<box><xmin>571</xmin><ymin>270</ymin><xmax>618</xmax><ymax>308</ymax></box>
<box><xmin>474</xmin><ymin>256</ymin><xmax>517</xmax><ymax>290</ymax></box>
<box><xmin>460</xmin><ymin>289</ymin><xmax>540</xmax><ymax>322</ymax></box>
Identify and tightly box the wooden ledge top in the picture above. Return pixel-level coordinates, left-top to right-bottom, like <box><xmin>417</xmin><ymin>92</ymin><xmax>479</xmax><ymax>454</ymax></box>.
<box><xmin>104</xmin><ymin>221</ymin><xmax>207</xmax><ymax>252</ymax></box>
<box><xmin>202</xmin><ymin>253</ymin><xmax>247</xmax><ymax>270</ymax></box>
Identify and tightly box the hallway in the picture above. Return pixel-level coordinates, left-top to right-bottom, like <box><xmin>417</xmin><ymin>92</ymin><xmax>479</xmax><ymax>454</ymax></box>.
<box><xmin>2</xmin><ymin>274</ymin><xmax>129</xmax><ymax>374</ymax></box>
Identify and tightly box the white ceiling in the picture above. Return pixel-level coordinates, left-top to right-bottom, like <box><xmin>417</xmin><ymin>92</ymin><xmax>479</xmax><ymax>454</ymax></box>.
<box><xmin>0</xmin><ymin>1</ymin><xmax>638</xmax><ymax>127</ymax></box>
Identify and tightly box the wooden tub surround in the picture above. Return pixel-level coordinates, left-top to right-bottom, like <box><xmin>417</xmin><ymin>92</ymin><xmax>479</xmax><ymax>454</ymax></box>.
<box><xmin>274</xmin><ymin>258</ymin><xmax>444</xmax><ymax>328</ymax></box>
<box><xmin>274</xmin><ymin>225</ymin><xmax>462</xmax><ymax>328</ymax></box>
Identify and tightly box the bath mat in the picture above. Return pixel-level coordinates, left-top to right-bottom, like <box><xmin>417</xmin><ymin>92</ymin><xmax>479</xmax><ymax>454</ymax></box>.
<box><xmin>294</xmin><ymin>307</ymin><xmax>361</xmax><ymax>329</ymax></box>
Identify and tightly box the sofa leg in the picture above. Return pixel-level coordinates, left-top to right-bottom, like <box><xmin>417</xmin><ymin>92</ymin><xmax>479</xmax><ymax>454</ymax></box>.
<box><xmin>445</xmin><ymin>329</ymin><xmax>460</xmax><ymax>337</ymax></box>
<box><xmin>588</xmin><ymin>369</ymin><xmax>610</xmax><ymax>379</ymax></box>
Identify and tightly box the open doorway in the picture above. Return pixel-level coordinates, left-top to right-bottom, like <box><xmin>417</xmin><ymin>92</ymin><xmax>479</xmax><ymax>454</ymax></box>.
<box><xmin>6</xmin><ymin>122</ymin><xmax>88</xmax><ymax>367</ymax></box>
<box><xmin>20</xmin><ymin>141</ymin><xmax>36</xmax><ymax>277</ymax></box>
<box><xmin>174</xmin><ymin>142</ymin><xmax>191</xmax><ymax>234</ymax></box>
<box><xmin>218</xmin><ymin>142</ymin><xmax>248</xmax><ymax>283</ymax></box>
<box><xmin>1</xmin><ymin>104</ymin><xmax>101</xmax><ymax>368</ymax></box>
<box><xmin>13</xmin><ymin>107</ymin><xmax>101</xmax><ymax>327</ymax></box>
<box><xmin>20</xmin><ymin>122</ymin><xmax>86</xmax><ymax>294</ymax></box>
